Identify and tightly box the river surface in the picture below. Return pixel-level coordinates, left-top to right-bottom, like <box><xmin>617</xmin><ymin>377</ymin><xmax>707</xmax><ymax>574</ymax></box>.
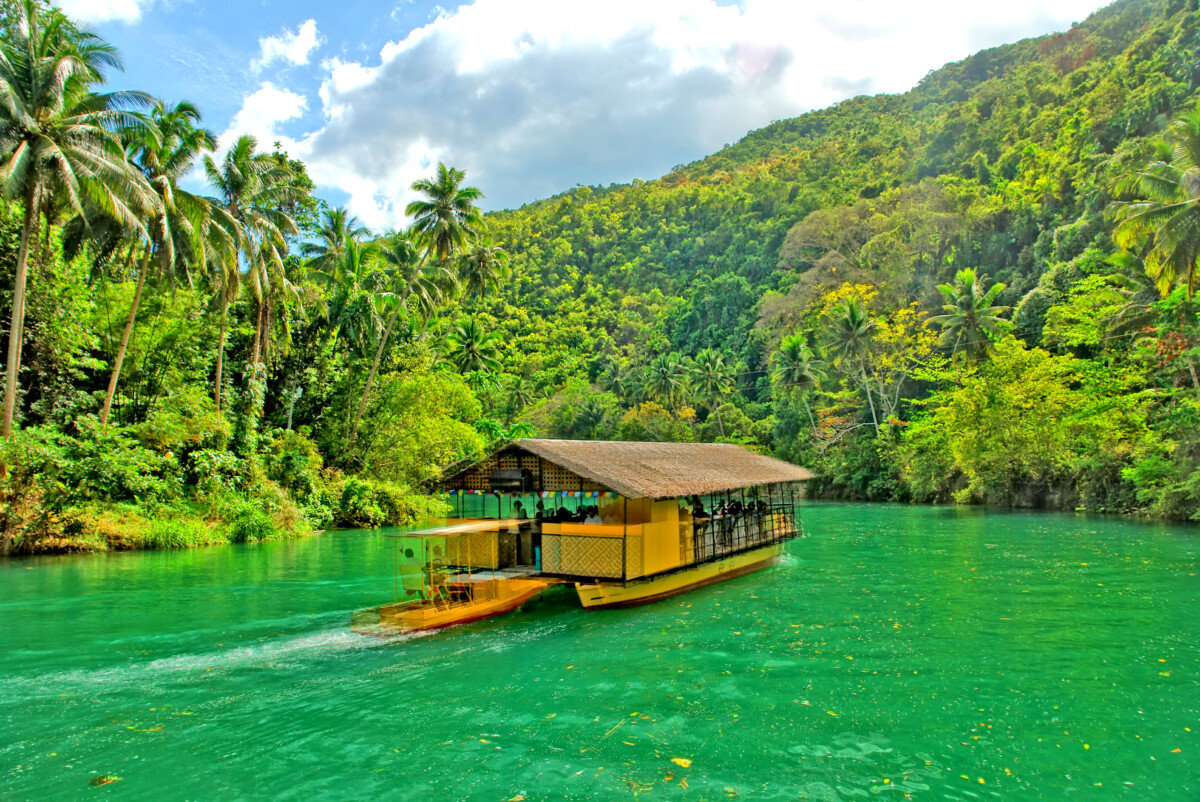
<box><xmin>2</xmin><ymin>503</ymin><xmax>1198</xmax><ymax>800</ymax></box>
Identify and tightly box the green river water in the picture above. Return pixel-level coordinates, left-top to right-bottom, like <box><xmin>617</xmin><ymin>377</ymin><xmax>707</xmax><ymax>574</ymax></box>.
<box><xmin>2</xmin><ymin>503</ymin><xmax>1198</xmax><ymax>800</ymax></box>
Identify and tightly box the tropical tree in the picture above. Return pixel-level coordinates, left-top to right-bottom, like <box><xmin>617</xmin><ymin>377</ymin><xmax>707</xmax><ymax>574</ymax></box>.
<box><xmin>825</xmin><ymin>299</ymin><xmax>879</xmax><ymax>433</ymax></box>
<box><xmin>407</xmin><ymin>162</ymin><xmax>484</xmax><ymax>261</ymax></box>
<box><xmin>506</xmin><ymin>374</ymin><xmax>535</xmax><ymax>420</ymax></box>
<box><xmin>0</xmin><ymin>1</ymin><xmax>155</xmax><ymax>435</ymax></box>
<box><xmin>319</xmin><ymin>238</ymin><xmax>381</xmax><ymax>357</ymax></box>
<box><xmin>692</xmin><ymin>348</ymin><xmax>734</xmax><ymax>436</ymax></box>
<box><xmin>458</xmin><ymin>241</ymin><xmax>507</xmax><ymax>301</ymax></box>
<box><xmin>302</xmin><ymin>205</ymin><xmax>368</xmax><ymax>275</ymax></box>
<box><xmin>1114</xmin><ymin>112</ymin><xmax>1200</xmax><ymax>298</ymax></box>
<box><xmin>445</xmin><ymin>317</ymin><xmax>502</xmax><ymax>374</ymax></box>
<box><xmin>644</xmin><ymin>353</ymin><xmax>691</xmax><ymax>411</ymax></box>
<box><xmin>96</xmin><ymin>99</ymin><xmax>217</xmax><ymax>424</ymax></box>
<box><xmin>203</xmin><ymin>134</ymin><xmax>305</xmax><ymax>395</ymax></box>
<box><xmin>350</xmin><ymin>164</ymin><xmax>483</xmax><ymax>440</ymax></box>
<box><xmin>928</xmin><ymin>268</ymin><xmax>1009</xmax><ymax>359</ymax></box>
<box><xmin>599</xmin><ymin>360</ymin><xmax>629</xmax><ymax>400</ymax></box>
<box><xmin>772</xmin><ymin>335</ymin><xmax>825</xmax><ymax>437</ymax></box>
<box><xmin>349</xmin><ymin>231</ymin><xmax>455</xmax><ymax>440</ymax></box>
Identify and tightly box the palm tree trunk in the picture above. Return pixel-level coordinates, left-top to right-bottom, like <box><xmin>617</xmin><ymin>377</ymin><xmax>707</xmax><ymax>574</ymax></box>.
<box><xmin>860</xmin><ymin>364</ymin><xmax>879</xmax><ymax>435</ymax></box>
<box><xmin>251</xmin><ymin>301</ymin><xmax>264</xmax><ymax>379</ymax></box>
<box><xmin>1188</xmin><ymin>357</ymin><xmax>1200</xmax><ymax>402</ymax></box>
<box><xmin>802</xmin><ymin>393</ymin><xmax>818</xmax><ymax>438</ymax></box>
<box><xmin>350</xmin><ymin>260</ymin><xmax>425</xmax><ymax>441</ymax></box>
<box><xmin>100</xmin><ymin>250</ymin><xmax>151</xmax><ymax>425</ymax></box>
<box><xmin>214</xmin><ymin>297</ymin><xmax>228</xmax><ymax>413</ymax></box>
<box><xmin>714</xmin><ymin>403</ymin><xmax>725</xmax><ymax>437</ymax></box>
<box><xmin>2</xmin><ymin>187</ymin><xmax>37</xmax><ymax>438</ymax></box>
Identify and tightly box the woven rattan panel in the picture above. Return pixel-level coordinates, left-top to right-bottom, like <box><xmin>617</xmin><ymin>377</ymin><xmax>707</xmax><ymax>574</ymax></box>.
<box><xmin>541</xmin><ymin>535</ymin><xmax>623</xmax><ymax>578</ymax></box>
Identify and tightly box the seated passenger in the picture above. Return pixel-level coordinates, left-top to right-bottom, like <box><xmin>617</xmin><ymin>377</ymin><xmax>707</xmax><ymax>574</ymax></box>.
<box><xmin>584</xmin><ymin>506</ymin><xmax>602</xmax><ymax>524</ymax></box>
<box><xmin>513</xmin><ymin>500</ymin><xmax>527</xmax><ymax>519</ymax></box>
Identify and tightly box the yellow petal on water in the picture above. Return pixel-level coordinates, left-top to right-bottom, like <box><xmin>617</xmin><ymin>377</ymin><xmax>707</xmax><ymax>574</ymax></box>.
<box><xmin>680</xmin><ymin>778</ymin><xmax>689</xmax><ymax>788</ymax></box>
<box><xmin>508</xmin><ymin>796</ymin><xmax>525</xmax><ymax>801</ymax></box>
<box><xmin>544</xmin><ymin>713</ymin><xmax>556</xmax><ymax>720</ymax></box>
<box><xmin>978</xmin><ymin>778</ymin><xmax>985</xmax><ymax>784</ymax></box>
<box><xmin>565</xmin><ymin>665</ymin><xmax>574</xmax><ymax>670</ymax></box>
<box><xmin>1084</xmin><ymin>744</ymin><xmax>1090</xmax><ymax>749</ymax></box>
<box><xmin>671</xmin><ymin>758</ymin><xmax>692</xmax><ymax>768</ymax></box>
<box><xmin>480</xmin><ymin>739</ymin><xmax>489</xmax><ymax>744</ymax></box>
<box><xmin>1172</xmin><ymin>748</ymin><xmax>1182</xmax><ymax>753</ymax></box>
<box><xmin>826</xmin><ymin>711</ymin><xmax>838</xmax><ymax>717</ymax></box>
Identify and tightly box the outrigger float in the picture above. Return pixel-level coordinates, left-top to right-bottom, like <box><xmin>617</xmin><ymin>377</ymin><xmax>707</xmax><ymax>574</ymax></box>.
<box><xmin>353</xmin><ymin>439</ymin><xmax>812</xmax><ymax>634</ymax></box>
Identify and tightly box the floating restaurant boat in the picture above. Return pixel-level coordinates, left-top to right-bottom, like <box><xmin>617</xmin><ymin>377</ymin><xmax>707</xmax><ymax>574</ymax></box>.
<box><xmin>353</xmin><ymin>439</ymin><xmax>813</xmax><ymax>634</ymax></box>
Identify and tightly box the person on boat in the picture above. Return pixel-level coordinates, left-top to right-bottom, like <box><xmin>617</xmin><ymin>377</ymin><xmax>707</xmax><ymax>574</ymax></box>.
<box><xmin>584</xmin><ymin>507</ymin><xmax>601</xmax><ymax>524</ymax></box>
<box><xmin>534</xmin><ymin>501</ymin><xmax>546</xmax><ymax>520</ymax></box>
<box><xmin>513</xmin><ymin>500</ymin><xmax>527</xmax><ymax>519</ymax></box>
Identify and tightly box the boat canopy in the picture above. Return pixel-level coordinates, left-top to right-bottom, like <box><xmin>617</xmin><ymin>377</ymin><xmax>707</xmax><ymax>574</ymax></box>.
<box><xmin>445</xmin><ymin>439</ymin><xmax>814</xmax><ymax>498</ymax></box>
<box><xmin>387</xmin><ymin>519</ymin><xmax>520</xmax><ymax>538</ymax></box>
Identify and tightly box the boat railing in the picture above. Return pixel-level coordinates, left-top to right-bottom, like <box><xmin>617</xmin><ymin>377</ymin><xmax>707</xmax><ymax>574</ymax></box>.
<box><xmin>539</xmin><ymin>502</ymin><xmax>799</xmax><ymax>582</ymax></box>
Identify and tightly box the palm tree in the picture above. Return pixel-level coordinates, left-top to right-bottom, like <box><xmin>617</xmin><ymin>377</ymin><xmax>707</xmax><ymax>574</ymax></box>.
<box><xmin>692</xmin><ymin>348</ymin><xmax>734</xmax><ymax>436</ymax></box>
<box><xmin>0</xmin><ymin>1</ymin><xmax>155</xmax><ymax>435</ymax></box>
<box><xmin>825</xmin><ymin>299</ymin><xmax>879</xmax><ymax>433</ymax></box>
<box><xmin>203</xmin><ymin>134</ymin><xmax>305</xmax><ymax>394</ymax></box>
<box><xmin>599</xmin><ymin>360</ymin><xmax>629</xmax><ymax>400</ymax></box>
<box><xmin>97</xmin><ymin>100</ymin><xmax>216</xmax><ymax>425</ymax></box>
<box><xmin>458</xmin><ymin>241</ymin><xmax>507</xmax><ymax>301</ymax></box>
<box><xmin>350</xmin><ymin>164</ymin><xmax>483</xmax><ymax>439</ymax></box>
<box><xmin>506</xmin><ymin>374</ymin><xmax>535</xmax><ymax>419</ymax></box>
<box><xmin>322</xmin><ymin>238</ymin><xmax>382</xmax><ymax>357</ymax></box>
<box><xmin>644</xmin><ymin>353</ymin><xmax>690</xmax><ymax>411</ymax></box>
<box><xmin>407</xmin><ymin>162</ymin><xmax>484</xmax><ymax>261</ymax></box>
<box><xmin>1114</xmin><ymin>112</ymin><xmax>1200</xmax><ymax>298</ymax></box>
<box><xmin>929</xmin><ymin>268</ymin><xmax>1009</xmax><ymax>359</ymax></box>
<box><xmin>446</xmin><ymin>317</ymin><xmax>502</xmax><ymax>374</ymax></box>
<box><xmin>302</xmin><ymin>206</ymin><xmax>368</xmax><ymax>275</ymax></box>
<box><xmin>772</xmin><ymin>335</ymin><xmax>825</xmax><ymax>437</ymax></box>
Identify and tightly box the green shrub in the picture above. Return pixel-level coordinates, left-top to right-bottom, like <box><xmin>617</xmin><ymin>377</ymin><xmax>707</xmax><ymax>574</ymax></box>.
<box><xmin>228</xmin><ymin>506</ymin><xmax>280</xmax><ymax>543</ymax></box>
<box><xmin>333</xmin><ymin>476</ymin><xmax>448</xmax><ymax>528</ymax></box>
<box><xmin>337</xmin><ymin>476</ymin><xmax>385</xmax><ymax>527</ymax></box>
<box><xmin>140</xmin><ymin>517</ymin><xmax>225</xmax><ymax>549</ymax></box>
<box><xmin>190</xmin><ymin>449</ymin><xmax>245</xmax><ymax>495</ymax></box>
<box><xmin>61</xmin><ymin>419</ymin><xmax>181</xmax><ymax>505</ymax></box>
<box><xmin>263</xmin><ymin>428</ymin><xmax>323</xmax><ymax>498</ymax></box>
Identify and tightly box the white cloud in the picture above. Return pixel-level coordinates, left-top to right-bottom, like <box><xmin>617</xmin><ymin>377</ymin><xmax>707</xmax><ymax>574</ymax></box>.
<box><xmin>252</xmin><ymin>19</ymin><xmax>321</xmax><ymax>72</ymax></box>
<box><xmin>218</xmin><ymin>82</ymin><xmax>308</xmax><ymax>152</ymax></box>
<box><xmin>227</xmin><ymin>0</ymin><xmax>1108</xmax><ymax>229</ymax></box>
<box><xmin>56</xmin><ymin>0</ymin><xmax>152</xmax><ymax>24</ymax></box>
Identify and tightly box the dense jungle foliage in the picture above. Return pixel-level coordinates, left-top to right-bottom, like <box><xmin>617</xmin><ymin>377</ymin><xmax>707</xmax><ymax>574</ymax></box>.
<box><xmin>4</xmin><ymin>0</ymin><xmax>1200</xmax><ymax>555</ymax></box>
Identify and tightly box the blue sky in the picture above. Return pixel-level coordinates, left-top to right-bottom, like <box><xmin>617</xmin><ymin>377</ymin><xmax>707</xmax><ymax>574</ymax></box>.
<box><xmin>62</xmin><ymin>0</ymin><xmax>1111</xmax><ymax>229</ymax></box>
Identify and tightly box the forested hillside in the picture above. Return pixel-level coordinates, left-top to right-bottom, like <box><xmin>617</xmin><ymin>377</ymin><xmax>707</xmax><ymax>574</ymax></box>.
<box><xmin>454</xmin><ymin>0</ymin><xmax>1200</xmax><ymax>518</ymax></box>
<box><xmin>4</xmin><ymin>0</ymin><xmax>1200</xmax><ymax>556</ymax></box>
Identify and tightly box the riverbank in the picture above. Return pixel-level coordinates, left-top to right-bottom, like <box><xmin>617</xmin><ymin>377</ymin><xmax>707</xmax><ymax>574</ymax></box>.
<box><xmin>16</xmin><ymin>500</ymin><xmax>313</xmax><ymax>555</ymax></box>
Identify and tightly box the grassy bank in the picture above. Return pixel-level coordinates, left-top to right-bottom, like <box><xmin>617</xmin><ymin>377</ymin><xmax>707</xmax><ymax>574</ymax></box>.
<box><xmin>0</xmin><ymin>421</ymin><xmax>451</xmax><ymax>557</ymax></box>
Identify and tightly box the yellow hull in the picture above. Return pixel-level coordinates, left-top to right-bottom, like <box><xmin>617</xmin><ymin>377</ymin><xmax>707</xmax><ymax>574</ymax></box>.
<box><xmin>575</xmin><ymin>544</ymin><xmax>782</xmax><ymax>609</ymax></box>
<box><xmin>365</xmin><ymin>578</ymin><xmax>555</xmax><ymax>633</ymax></box>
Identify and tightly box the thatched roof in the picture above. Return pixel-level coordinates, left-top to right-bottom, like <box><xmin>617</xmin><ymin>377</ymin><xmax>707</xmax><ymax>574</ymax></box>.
<box><xmin>492</xmin><ymin>439</ymin><xmax>814</xmax><ymax>498</ymax></box>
